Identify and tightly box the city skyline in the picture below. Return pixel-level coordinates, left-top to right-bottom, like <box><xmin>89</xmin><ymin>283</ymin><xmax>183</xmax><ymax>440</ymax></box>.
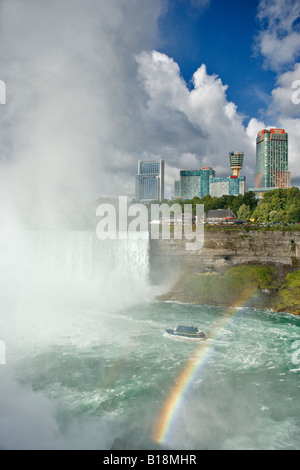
<box><xmin>0</xmin><ymin>0</ymin><xmax>299</xmax><ymax>217</ymax></box>
<box><xmin>134</xmin><ymin>125</ymin><xmax>293</xmax><ymax>201</ymax></box>
<box><xmin>172</xmin><ymin>127</ymin><xmax>291</xmax><ymax>200</ymax></box>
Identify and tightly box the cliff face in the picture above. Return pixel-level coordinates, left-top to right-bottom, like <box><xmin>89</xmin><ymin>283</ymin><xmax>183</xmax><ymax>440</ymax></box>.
<box><xmin>149</xmin><ymin>230</ymin><xmax>300</xmax><ymax>283</ymax></box>
<box><xmin>149</xmin><ymin>229</ymin><xmax>300</xmax><ymax>314</ymax></box>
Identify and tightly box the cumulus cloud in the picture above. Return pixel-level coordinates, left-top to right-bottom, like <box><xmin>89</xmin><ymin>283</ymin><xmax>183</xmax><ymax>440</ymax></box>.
<box><xmin>255</xmin><ymin>0</ymin><xmax>300</xmax><ymax>71</ymax></box>
<box><xmin>276</xmin><ymin>116</ymin><xmax>300</xmax><ymax>181</ymax></box>
<box><xmin>136</xmin><ymin>51</ymin><xmax>256</xmax><ymax>188</ymax></box>
<box><xmin>268</xmin><ymin>63</ymin><xmax>300</xmax><ymax>117</ymax></box>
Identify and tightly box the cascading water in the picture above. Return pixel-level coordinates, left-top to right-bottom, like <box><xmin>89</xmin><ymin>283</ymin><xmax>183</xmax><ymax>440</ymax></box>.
<box><xmin>0</xmin><ymin>229</ymin><xmax>152</xmax><ymax>312</ymax></box>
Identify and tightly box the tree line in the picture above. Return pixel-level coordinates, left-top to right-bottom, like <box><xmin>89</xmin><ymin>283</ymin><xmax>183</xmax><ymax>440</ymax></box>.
<box><xmin>171</xmin><ymin>187</ymin><xmax>300</xmax><ymax>224</ymax></box>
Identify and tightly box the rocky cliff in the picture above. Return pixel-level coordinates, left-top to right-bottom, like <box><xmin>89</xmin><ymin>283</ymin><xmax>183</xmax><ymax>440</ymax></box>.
<box><xmin>149</xmin><ymin>229</ymin><xmax>300</xmax><ymax>314</ymax></box>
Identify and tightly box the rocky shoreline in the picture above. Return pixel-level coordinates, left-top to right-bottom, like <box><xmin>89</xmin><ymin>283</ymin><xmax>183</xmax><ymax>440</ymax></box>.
<box><xmin>157</xmin><ymin>263</ymin><xmax>300</xmax><ymax>315</ymax></box>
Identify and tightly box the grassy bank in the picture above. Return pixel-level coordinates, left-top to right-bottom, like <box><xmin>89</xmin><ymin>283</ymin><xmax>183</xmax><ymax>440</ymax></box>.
<box><xmin>158</xmin><ymin>264</ymin><xmax>300</xmax><ymax>315</ymax></box>
<box><xmin>275</xmin><ymin>270</ymin><xmax>300</xmax><ymax>314</ymax></box>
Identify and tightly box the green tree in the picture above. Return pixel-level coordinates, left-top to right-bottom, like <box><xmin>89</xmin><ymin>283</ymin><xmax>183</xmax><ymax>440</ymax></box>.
<box><xmin>269</xmin><ymin>209</ymin><xmax>285</xmax><ymax>224</ymax></box>
<box><xmin>237</xmin><ymin>204</ymin><xmax>251</xmax><ymax>220</ymax></box>
<box><xmin>285</xmin><ymin>203</ymin><xmax>300</xmax><ymax>223</ymax></box>
<box><xmin>251</xmin><ymin>187</ymin><xmax>300</xmax><ymax>223</ymax></box>
<box><xmin>242</xmin><ymin>191</ymin><xmax>258</xmax><ymax>211</ymax></box>
<box><xmin>252</xmin><ymin>203</ymin><xmax>270</xmax><ymax>223</ymax></box>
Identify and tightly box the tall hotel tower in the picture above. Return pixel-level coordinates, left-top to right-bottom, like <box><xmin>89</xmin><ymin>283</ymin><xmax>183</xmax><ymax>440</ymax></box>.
<box><xmin>255</xmin><ymin>129</ymin><xmax>291</xmax><ymax>192</ymax></box>
<box><xmin>135</xmin><ymin>160</ymin><xmax>164</xmax><ymax>201</ymax></box>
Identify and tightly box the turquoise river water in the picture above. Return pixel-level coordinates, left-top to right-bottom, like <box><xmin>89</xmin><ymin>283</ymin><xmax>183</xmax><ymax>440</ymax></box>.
<box><xmin>0</xmin><ymin>231</ymin><xmax>299</xmax><ymax>450</ymax></box>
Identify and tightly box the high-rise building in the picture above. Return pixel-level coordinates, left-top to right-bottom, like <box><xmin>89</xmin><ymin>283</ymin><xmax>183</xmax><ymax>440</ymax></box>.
<box><xmin>180</xmin><ymin>170</ymin><xmax>201</xmax><ymax>199</ymax></box>
<box><xmin>135</xmin><ymin>160</ymin><xmax>164</xmax><ymax>201</ymax></box>
<box><xmin>178</xmin><ymin>168</ymin><xmax>215</xmax><ymax>199</ymax></box>
<box><xmin>254</xmin><ymin>129</ymin><xmax>290</xmax><ymax>193</ymax></box>
<box><xmin>200</xmin><ymin>167</ymin><xmax>215</xmax><ymax>197</ymax></box>
<box><xmin>177</xmin><ymin>160</ymin><xmax>246</xmax><ymax>199</ymax></box>
<box><xmin>175</xmin><ymin>152</ymin><xmax>246</xmax><ymax>199</ymax></box>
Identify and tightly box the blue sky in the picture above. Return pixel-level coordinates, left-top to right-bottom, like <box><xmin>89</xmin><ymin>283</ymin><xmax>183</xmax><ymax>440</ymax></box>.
<box><xmin>157</xmin><ymin>0</ymin><xmax>282</xmax><ymax>123</ymax></box>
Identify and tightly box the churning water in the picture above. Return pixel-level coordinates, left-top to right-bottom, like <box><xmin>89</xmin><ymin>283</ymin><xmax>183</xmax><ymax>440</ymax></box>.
<box><xmin>0</xmin><ymin>231</ymin><xmax>299</xmax><ymax>450</ymax></box>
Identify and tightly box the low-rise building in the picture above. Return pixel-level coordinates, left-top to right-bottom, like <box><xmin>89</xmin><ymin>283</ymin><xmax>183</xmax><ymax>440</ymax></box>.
<box><xmin>206</xmin><ymin>209</ymin><xmax>236</xmax><ymax>224</ymax></box>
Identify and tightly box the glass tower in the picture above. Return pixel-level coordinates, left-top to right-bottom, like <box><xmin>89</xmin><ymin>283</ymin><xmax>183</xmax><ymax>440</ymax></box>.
<box><xmin>255</xmin><ymin>129</ymin><xmax>290</xmax><ymax>189</ymax></box>
<box><xmin>135</xmin><ymin>160</ymin><xmax>164</xmax><ymax>201</ymax></box>
<box><xmin>200</xmin><ymin>167</ymin><xmax>215</xmax><ymax>197</ymax></box>
<box><xmin>178</xmin><ymin>165</ymin><xmax>244</xmax><ymax>199</ymax></box>
<box><xmin>180</xmin><ymin>170</ymin><xmax>202</xmax><ymax>199</ymax></box>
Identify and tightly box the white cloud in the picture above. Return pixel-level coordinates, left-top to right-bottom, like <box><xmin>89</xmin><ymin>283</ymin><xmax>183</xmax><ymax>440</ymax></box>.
<box><xmin>136</xmin><ymin>52</ymin><xmax>256</xmax><ymax>193</ymax></box>
<box><xmin>269</xmin><ymin>63</ymin><xmax>300</xmax><ymax>117</ymax></box>
<box><xmin>277</xmin><ymin>117</ymin><xmax>300</xmax><ymax>179</ymax></box>
<box><xmin>255</xmin><ymin>0</ymin><xmax>300</xmax><ymax>71</ymax></box>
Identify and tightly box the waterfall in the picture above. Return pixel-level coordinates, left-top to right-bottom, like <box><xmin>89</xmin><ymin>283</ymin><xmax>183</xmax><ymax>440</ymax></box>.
<box><xmin>0</xmin><ymin>230</ymin><xmax>151</xmax><ymax>311</ymax></box>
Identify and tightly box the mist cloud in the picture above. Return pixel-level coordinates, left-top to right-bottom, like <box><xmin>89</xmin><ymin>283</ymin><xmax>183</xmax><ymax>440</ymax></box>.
<box><xmin>0</xmin><ymin>0</ymin><xmax>162</xmax><ymax>225</ymax></box>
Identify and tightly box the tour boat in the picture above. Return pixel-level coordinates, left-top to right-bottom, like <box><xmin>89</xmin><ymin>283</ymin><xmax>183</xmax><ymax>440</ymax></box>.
<box><xmin>165</xmin><ymin>325</ymin><xmax>206</xmax><ymax>340</ymax></box>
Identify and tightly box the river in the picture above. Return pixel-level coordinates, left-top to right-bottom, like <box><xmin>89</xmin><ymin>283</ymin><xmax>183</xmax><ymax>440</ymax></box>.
<box><xmin>0</xmin><ymin>231</ymin><xmax>299</xmax><ymax>450</ymax></box>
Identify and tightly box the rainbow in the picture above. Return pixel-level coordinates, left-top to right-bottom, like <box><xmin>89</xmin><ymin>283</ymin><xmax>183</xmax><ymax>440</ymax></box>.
<box><xmin>152</xmin><ymin>293</ymin><xmax>252</xmax><ymax>446</ymax></box>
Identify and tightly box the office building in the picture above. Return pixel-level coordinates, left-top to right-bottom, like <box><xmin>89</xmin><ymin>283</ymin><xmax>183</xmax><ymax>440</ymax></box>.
<box><xmin>135</xmin><ymin>160</ymin><xmax>164</xmax><ymax>201</ymax></box>
<box><xmin>210</xmin><ymin>175</ymin><xmax>245</xmax><ymax>197</ymax></box>
<box><xmin>180</xmin><ymin>170</ymin><xmax>202</xmax><ymax>199</ymax></box>
<box><xmin>200</xmin><ymin>167</ymin><xmax>215</xmax><ymax>197</ymax></box>
<box><xmin>179</xmin><ymin>168</ymin><xmax>215</xmax><ymax>199</ymax></box>
<box><xmin>251</xmin><ymin>128</ymin><xmax>290</xmax><ymax>197</ymax></box>
<box><xmin>177</xmin><ymin>152</ymin><xmax>245</xmax><ymax>199</ymax></box>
